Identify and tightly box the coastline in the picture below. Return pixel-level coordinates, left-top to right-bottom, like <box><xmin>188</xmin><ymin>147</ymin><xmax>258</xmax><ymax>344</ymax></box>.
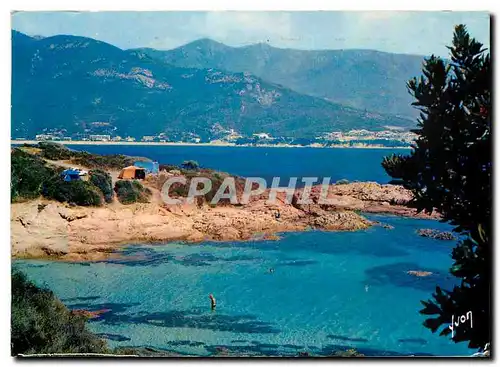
<box><xmin>11</xmin><ymin>140</ymin><xmax>412</xmax><ymax>150</ymax></box>
<box><xmin>11</xmin><ymin>182</ymin><xmax>437</xmax><ymax>262</ymax></box>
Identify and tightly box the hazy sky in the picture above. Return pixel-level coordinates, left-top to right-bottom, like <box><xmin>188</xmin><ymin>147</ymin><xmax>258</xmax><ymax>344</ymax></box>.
<box><xmin>11</xmin><ymin>11</ymin><xmax>490</xmax><ymax>56</ymax></box>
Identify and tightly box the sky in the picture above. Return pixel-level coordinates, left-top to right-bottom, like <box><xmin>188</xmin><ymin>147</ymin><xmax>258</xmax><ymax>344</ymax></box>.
<box><xmin>11</xmin><ymin>11</ymin><xmax>490</xmax><ymax>57</ymax></box>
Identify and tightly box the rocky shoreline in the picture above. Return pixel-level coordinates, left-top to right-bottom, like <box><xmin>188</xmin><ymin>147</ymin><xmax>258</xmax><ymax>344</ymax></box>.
<box><xmin>11</xmin><ymin>182</ymin><xmax>439</xmax><ymax>262</ymax></box>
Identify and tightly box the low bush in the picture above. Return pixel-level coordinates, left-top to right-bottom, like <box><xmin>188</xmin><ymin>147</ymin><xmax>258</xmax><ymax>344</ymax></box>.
<box><xmin>11</xmin><ymin>148</ymin><xmax>56</xmax><ymax>202</ymax></box>
<box><xmin>34</xmin><ymin>142</ymin><xmax>147</xmax><ymax>170</ymax></box>
<box><xmin>181</xmin><ymin>160</ymin><xmax>199</xmax><ymax>171</ymax></box>
<box><xmin>89</xmin><ymin>169</ymin><xmax>113</xmax><ymax>203</ymax></box>
<box><xmin>11</xmin><ymin>269</ymin><xmax>109</xmax><ymax>356</ymax></box>
<box><xmin>114</xmin><ymin>180</ymin><xmax>151</xmax><ymax>204</ymax></box>
<box><xmin>42</xmin><ymin>177</ymin><xmax>103</xmax><ymax>206</ymax></box>
<box><xmin>37</xmin><ymin>142</ymin><xmax>73</xmax><ymax>160</ymax></box>
<box><xmin>71</xmin><ymin>151</ymin><xmax>136</xmax><ymax>170</ymax></box>
<box><xmin>335</xmin><ymin>179</ymin><xmax>350</xmax><ymax>185</ymax></box>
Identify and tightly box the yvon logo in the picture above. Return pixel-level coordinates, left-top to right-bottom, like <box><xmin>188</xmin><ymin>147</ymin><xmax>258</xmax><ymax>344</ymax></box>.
<box><xmin>449</xmin><ymin>311</ymin><xmax>473</xmax><ymax>338</ymax></box>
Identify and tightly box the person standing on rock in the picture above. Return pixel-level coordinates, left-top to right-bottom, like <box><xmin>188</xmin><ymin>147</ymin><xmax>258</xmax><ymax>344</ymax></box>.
<box><xmin>209</xmin><ymin>293</ymin><xmax>216</xmax><ymax>311</ymax></box>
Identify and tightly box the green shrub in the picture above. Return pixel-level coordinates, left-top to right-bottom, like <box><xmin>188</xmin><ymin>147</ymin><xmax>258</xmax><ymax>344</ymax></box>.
<box><xmin>89</xmin><ymin>169</ymin><xmax>113</xmax><ymax>203</ymax></box>
<box><xmin>11</xmin><ymin>148</ymin><xmax>56</xmax><ymax>202</ymax></box>
<box><xmin>71</xmin><ymin>152</ymin><xmax>136</xmax><ymax>170</ymax></box>
<box><xmin>181</xmin><ymin>160</ymin><xmax>199</xmax><ymax>170</ymax></box>
<box><xmin>33</xmin><ymin>142</ymin><xmax>146</xmax><ymax>170</ymax></box>
<box><xmin>168</xmin><ymin>182</ymin><xmax>190</xmax><ymax>198</ymax></box>
<box><xmin>37</xmin><ymin>142</ymin><xmax>73</xmax><ymax>160</ymax></box>
<box><xmin>381</xmin><ymin>153</ymin><xmax>413</xmax><ymax>179</ymax></box>
<box><xmin>11</xmin><ymin>269</ymin><xmax>109</xmax><ymax>356</ymax></box>
<box><xmin>335</xmin><ymin>179</ymin><xmax>350</xmax><ymax>185</ymax></box>
<box><xmin>114</xmin><ymin>180</ymin><xmax>151</xmax><ymax>204</ymax></box>
<box><xmin>383</xmin><ymin>25</ymin><xmax>491</xmax><ymax>348</ymax></box>
<box><xmin>42</xmin><ymin>177</ymin><xmax>103</xmax><ymax>206</ymax></box>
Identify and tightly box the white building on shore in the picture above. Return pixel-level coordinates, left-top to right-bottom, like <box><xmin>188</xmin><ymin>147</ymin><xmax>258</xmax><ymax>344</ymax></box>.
<box><xmin>89</xmin><ymin>134</ymin><xmax>111</xmax><ymax>141</ymax></box>
<box><xmin>35</xmin><ymin>134</ymin><xmax>56</xmax><ymax>141</ymax></box>
<box><xmin>253</xmin><ymin>132</ymin><xmax>273</xmax><ymax>139</ymax></box>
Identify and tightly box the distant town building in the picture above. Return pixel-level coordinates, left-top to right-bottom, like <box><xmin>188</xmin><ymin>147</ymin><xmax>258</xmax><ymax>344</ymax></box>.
<box><xmin>61</xmin><ymin>137</ymin><xmax>72</xmax><ymax>141</ymax></box>
<box><xmin>141</xmin><ymin>136</ymin><xmax>155</xmax><ymax>142</ymax></box>
<box><xmin>112</xmin><ymin>136</ymin><xmax>122</xmax><ymax>142</ymax></box>
<box><xmin>35</xmin><ymin>134</ymin><xmax>55</xmax><ymax>141</ymax></box>
<box><xmin>225</xmin><ymin>129</ymin><xmax>243</xmax><ymax>140</ymax></box>
<box><xmin>89</xmin><ymin>134</ymin><xmax>111</xmax><ymax>141</ymax></box>
<box><xmin>125</xmin><ymin>136</ymin><xmax>136</xmax><ymax>142</ymax></box>
<box><xmin>253</xmin><ymin>133</ymin><xmax>272</xmax><ymax>139</ymax></box>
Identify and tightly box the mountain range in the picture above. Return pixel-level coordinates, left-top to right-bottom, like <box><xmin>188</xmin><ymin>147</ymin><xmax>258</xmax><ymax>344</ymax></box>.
<box><xmin>11</xmin><ymin>30</ymin><xmax>421</xmax><ymax>140</ymax></box>
<box><xmin>136</xmin><ymin>39</ymin><xmax>426</xmax><ymax>119</ymax></box>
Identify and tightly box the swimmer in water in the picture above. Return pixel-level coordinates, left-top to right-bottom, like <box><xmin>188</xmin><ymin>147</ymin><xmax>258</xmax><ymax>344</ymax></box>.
<box><xmin>269</xmin><ymin>268</ymin><xmax>275</xmax><ymax>273</ymax></box>
<box><xmin>209</xmin><ymin>293</ymin><xmax>216</xmax><ymax>310</ymax></box>
<box><xmin>365</xmin><ymin>285</ymin><xmax>369</xmax><ymax>292</ymax></box>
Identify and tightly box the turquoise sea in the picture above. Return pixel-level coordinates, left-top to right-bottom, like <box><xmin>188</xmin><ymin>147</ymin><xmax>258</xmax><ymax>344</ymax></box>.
<box><xmin>14</xmin><ymin>146</ymin><xmax>471</xmax><ymax>356</ymax></box>
<box><xmin>15</xmin><ymin>214</ymin><xmax>470</xmax><ymax>357</ymax></box>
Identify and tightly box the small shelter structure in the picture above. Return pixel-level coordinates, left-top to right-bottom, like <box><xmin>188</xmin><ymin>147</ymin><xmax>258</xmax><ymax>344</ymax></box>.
<box><xmin>61</xmin><ymin>168</ymin><xmax>88</xmax><ymax>182</ymax></box>
<box><xmin>134</xmin><ymin>160</ymin><xmax>159</xmax><ymax>174</ymax></box>
<box><xmin>118</xmin><ymin>166</ymin><xmax>146</xmax><ymax>180</ymax></box>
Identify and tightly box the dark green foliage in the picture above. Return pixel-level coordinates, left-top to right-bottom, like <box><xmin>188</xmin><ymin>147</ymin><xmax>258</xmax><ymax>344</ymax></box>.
<box><xmin>71</xmin><ymin>151</ymin><xmax>136</xmax><ymax>170</ymax></box>
<box><xmin>381</xmin><ymin>153</ymin><xmax>414</xmax><ymax>179</ymax></box>
<box><xmin>11</xmin><ymin>148</ymin><xmax>56</xmax><ymax>202</ymax></box>
<box><xmin>114</xmin><ymin>180</ymin><xmax>151</xmax><ymax>204</ymax></box>
<box><xmin>42</xmin><ymin>177</ymin><xmax>103</xmax><ymax>206</ymax></box>
<box><xmin>384</xmin><ymin>25</ymin><xmax>491</xmax><ymax>348</ymax></box>
<box><xmin>37</xmin><ymin>142</ymin><xmax>73</xmax><ymax>160</ymax></box>
<box><xmin>335</xmin><ymin>179</ymin><xmax>350</xmax><ymax>185</ymax></box>
<box><xmin>181</xmin><ymin>160</ymin><xmax>200</xmax><ymax>170</ymax></box>
<box><xmin>168</xmin><ymin>182</ymin><xmax>190</xmax><ymax>198</ymax></box>
<box><xmin>29</xmin><ymin>142</ymin><xmax>142</xmax><ymax>170</ymax></box>
<box><xmin>89</xmin><ymin>169</ymin><xmax>113</xmax><ymax>203</ymax></box>
<box><xmin>11</xmin><ymin>269</ymin><xmax>109</xmax><ymax>355</ymax></box>
<box><xmin>11</xmin><ymin>145</ymin><xmax>144</xmax><ymax>207</ymax></box>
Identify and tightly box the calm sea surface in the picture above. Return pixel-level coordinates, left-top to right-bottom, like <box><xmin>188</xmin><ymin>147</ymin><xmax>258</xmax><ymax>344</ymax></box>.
<box><xmin>62</xmin><ymin>145</ymin><xmax>410</xmax><ymax>185</ymax></box>
<box><xmin>14</xmin><ymin>145</ymin><xmax>470</xmax><ymax>356</ymax></box>
<box><xmin>15</xmin><ymin>215</ymin><xmax>470</xmax><ymax>357</ymax></box>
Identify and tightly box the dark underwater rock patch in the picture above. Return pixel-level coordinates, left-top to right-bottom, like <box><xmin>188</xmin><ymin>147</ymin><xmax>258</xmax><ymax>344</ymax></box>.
<box><xmin>416</xmin><ymin>229</ymin><xmax>456</xmax><ymax>241</ymax></box>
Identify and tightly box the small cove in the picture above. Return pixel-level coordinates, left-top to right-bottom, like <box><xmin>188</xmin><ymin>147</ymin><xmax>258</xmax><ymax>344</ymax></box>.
<box><xmin>15</xmin><ymin>214</ymin><xmax>471</xmax><ymax>356</ymax></box>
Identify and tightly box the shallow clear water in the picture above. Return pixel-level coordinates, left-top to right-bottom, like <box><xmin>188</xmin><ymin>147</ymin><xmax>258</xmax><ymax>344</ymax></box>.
<box><xmin>15</xmin><ymin>214</ymin><xmax>471</xmax><ymax>357</ymax></box>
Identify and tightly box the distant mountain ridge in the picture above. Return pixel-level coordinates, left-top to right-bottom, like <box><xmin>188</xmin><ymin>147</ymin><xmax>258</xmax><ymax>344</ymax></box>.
<box><xmin>135</xmin><ymin>38</ymin><xmax>426</xmax><ymax>119</ymax></box>
<box><xmin>11</xmin><ymin>30</ymin><xmax>416</xmax><ymax>140</ymax></box>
